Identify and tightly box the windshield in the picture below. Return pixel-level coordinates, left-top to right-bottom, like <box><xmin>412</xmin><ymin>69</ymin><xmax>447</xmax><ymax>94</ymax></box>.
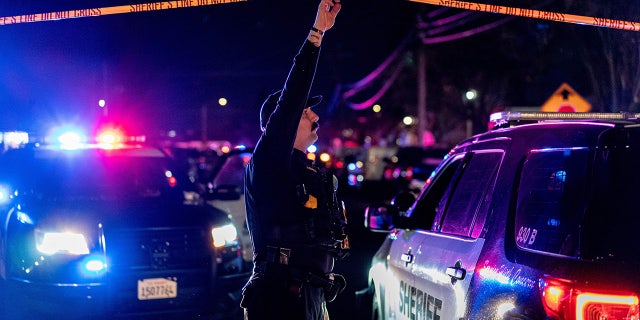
<box><xmin>212</xmin><ymin>151</ymin><xmax>251</xmax><ymax>190</ymax></box>
<box><xmin>0</xmin><ymin>147</ymin><xmax>184</xmax><ymax>203</ymax></box>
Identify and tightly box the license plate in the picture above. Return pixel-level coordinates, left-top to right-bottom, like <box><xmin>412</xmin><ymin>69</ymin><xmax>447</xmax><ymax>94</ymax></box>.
<box><xmin>137</xmin><ymin>277</ymin><xmax>178</xmax><ymax>300</ymax></box>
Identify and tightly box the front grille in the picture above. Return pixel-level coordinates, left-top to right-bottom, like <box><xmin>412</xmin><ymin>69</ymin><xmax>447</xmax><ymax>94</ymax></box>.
<box><xmin>104</xmin><ymin>227</ymin><xmax>214</xmax><ymax>316</ymax></box>
<box><xmin>106</xmin><ymin>227</ymin><xmax>212</xmax><ymax>271</ymax></box>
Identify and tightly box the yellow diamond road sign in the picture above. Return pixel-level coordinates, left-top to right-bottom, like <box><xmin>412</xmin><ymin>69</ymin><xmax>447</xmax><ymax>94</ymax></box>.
<box><xmin>541</xmin><ymin>83</ymin><xmax>591</xmax><ymax>112</ymax></box>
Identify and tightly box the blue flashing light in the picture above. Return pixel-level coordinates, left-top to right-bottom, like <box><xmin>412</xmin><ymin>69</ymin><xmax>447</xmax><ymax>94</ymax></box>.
<box><xmin>347</xmin><ymin>163</ymin><xmax>357</xmax><ymax>171</ymax></box>
<box><xmin>50</xmin><ymin>126</ymin><xmax>87</xmax><ymax>149</ymax></box>
<box><xmin>82</xmin><ymin>255</ymin><xmax>107</xmax><ymax>275</ymax></box>
<box><xmin>58</xmin><ymin>132</ymin><xmax>83</xmax><ymax>149</ymax></box>
<box><xmin>0</xmin><ymin>185</ymin><xmax>10</xmax><ymax>204</ymax></box>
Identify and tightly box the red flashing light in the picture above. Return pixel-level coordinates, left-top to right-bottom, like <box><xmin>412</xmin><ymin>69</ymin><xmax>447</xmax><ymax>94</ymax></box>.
<box><xmin>540</xmin><ymin>276</ymin><xmax>639</xmax><ymax>320</ymax></box>
<box><xmin>167</xmin><ymin>176</ymin><xmax>177</xmax><ymax>187</ymax></box>
<box><xmin>97</xmin><ymin>128</ymin><xmax>124</xmax><ymax>145</ymax></box>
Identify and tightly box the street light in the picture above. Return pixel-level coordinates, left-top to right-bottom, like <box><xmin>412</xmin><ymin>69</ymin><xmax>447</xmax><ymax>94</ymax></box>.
<box><xmin>463</xmin><ymin>89</ymin><xmax>479</xmax><ymax>138</ymax></box>
<box><xmin>465</xmin><ymin>89</ymin><xmax>478</xmax><ymax>101</ymax></box>
<box><xmin>402</xmin><ymin>116</ymin><xmax>414</xmax><ymax>126</ymax></box>
<box><xmin>98</xmin><ymin>99</ymin><xmax>107</xmax><ymax>116</ymax></box>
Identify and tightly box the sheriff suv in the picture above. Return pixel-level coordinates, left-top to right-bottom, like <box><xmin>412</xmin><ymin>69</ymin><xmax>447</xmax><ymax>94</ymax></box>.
<box><xmin>0</xmin><ymin>131</ymin><xmax>248</xmax><ymax>319</ymax></box>
<box><xmin>357</xmin><ymin>112</ymin><xmax>640</xmax><ymax>320</ymax></box>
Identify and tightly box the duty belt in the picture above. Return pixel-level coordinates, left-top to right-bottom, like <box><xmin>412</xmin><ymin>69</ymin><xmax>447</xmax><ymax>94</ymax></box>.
<box><xmin>259</xmin><ymin>246</ymin><xmax>333</xmax><ymax>289</ymax></box>
<box><xmin>256</xmin><ymin>261</ymin><xmax>333</xmax><ymax>289</ymax></box>
<box><xmin>265</xmin><ymin>245</ymin><xmax>292</xmax><ymax>265</ymax></box>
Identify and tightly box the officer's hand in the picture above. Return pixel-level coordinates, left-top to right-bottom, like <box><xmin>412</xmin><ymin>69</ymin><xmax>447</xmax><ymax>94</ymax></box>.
<box><xmin>324</xmin><ymin>273</ymin><xmax>346</xmax><ymax>302</ymax></box>
<box><xmin>313</xmin><ymin>0</ymin><xmax>341</xmax><ymax>33</ymax></box>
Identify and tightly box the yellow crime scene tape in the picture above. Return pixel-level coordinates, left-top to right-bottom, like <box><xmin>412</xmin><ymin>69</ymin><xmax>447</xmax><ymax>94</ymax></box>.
<box><xmin>410</xmin><ymin>0</ymin><xmax>640</xmax><ymax>32</ymax></box>
<box><xmin>0</xmin><ymin>0</ymin><xmax>246</xmax><ymax>26</ymax></box>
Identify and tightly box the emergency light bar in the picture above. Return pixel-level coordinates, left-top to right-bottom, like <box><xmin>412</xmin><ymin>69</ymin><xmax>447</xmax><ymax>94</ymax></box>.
<box><xmin>489</xmin><ymin>111</ymin><xmax>640</xmax><ymax>129</ymax></box>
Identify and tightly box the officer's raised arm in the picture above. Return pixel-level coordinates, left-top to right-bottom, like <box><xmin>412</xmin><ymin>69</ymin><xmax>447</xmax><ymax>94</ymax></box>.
<box><xmin>242</xmin><ymin>0</ymin><xmax>348</xmax><ymax>319</ymax></box>
<box><xmin>308</xmin><ymin>0</ymin><xmax>342</xmax><ymax>47</ymax></box>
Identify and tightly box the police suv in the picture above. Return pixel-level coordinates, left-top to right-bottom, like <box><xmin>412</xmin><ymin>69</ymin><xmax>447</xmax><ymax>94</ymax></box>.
<box><xmin>357</xmin><ymin>112</ymin><xmax>640</xmax><ymax>320</ymax></box>
<box><xmin>0</xmin><ymin>129</ymin><xmax>249</xmax><ymax>319</ymax></box>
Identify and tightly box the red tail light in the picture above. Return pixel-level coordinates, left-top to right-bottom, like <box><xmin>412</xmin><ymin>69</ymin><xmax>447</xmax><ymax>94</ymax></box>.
<box><xmin>167</xmin><ymin>176</ymin><xmax>177</xmax><ymax>187</ymax></box>
<box><xmin>540</xmin><ymin>276</ymin><xmax>639</xmax><ymax>320</ymax></box>
<box><xmin>384</xmin><ymin>168</ymin><xmax>392</xmax><ymax>180</ymax></box>
<box><xmin>405</xmin><ymin>166</ymin><xmax>414</xmax><ymax>181</ymax></box>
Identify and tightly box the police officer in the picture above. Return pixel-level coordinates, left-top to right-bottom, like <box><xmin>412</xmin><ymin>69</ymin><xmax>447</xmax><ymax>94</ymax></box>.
<box><xmin>240</xmin><ymin>0</ymin><xmax>347</xmax><ymax>319</ymax></box>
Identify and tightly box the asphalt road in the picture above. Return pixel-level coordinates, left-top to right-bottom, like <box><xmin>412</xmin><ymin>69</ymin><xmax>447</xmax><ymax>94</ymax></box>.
<box><xmin>327</xmin><ymin>182</ymin><xmax>395</xmax><ymax>320</ymax></box>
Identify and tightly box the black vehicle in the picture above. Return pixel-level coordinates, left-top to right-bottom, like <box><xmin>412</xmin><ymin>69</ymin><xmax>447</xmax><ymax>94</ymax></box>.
<box><xmin>0</xmin><ymin>136</ymin><xmax>248</xmax><ymax>319</ymax></box>
<box><xmin>357</xmin><ymin>112</ymin><xmax>640</xmax><ymax>320</ymax></box>
<box><xmin>202</xmin><ymin>147</ymin><xmax>254</xmax><ymax>270</ymax></box>
<box><xmin>382</xmin><ymin>146</ymin><xmax>449</xmax><ymax>193</ymax></box>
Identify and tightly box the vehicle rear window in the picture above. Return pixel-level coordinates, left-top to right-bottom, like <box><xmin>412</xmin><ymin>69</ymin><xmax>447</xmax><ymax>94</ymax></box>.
<box><xmin>515</xmin><ymin>148</ymin><xmax>590</xmax><ymax>257</ymax></box>
<box><xmin>581</xmin><ymin>147</ymin><xmax>640</xmax><ymax>262</ymax></box>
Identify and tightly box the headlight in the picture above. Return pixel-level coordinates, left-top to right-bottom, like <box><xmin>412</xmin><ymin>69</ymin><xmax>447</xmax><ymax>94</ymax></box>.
<box><xmin>35</xmin><ymin>230</ymin><xmax>90</xmax><ymax>255</ymax></box>
<box><xmin>211</xmin><ymin>224</ymin><xmax>238</xmax><ymax>248</ymax></box>
<box><xmin>0</xmin><ymin>184</ymin><xmax>12</xmax><ymax>204</ymax></box>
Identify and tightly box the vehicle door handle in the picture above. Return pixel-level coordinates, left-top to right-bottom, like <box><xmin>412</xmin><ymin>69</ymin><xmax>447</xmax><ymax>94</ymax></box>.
<box><xmin>446</xmin><ymin>260</ymin><xmax>466</xmax><ymax>284</ymax></box>
<box><xmin>401</xmin><ymin>251</ymin><xmax>414</xmax><ymax>266</ymax></box>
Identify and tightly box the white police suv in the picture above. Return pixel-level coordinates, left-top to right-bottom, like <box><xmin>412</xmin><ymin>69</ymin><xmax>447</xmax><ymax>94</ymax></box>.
<box><xmin>357</xmin><ymin>112</ymin><xmax>640</xmax><ymax>320</ymax></box>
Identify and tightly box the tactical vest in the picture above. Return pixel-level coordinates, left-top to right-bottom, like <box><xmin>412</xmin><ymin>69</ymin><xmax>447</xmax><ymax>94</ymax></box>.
<box><xmin>295</xmin><ymin>164</ymin><xmax>350</xmax><ymax>259</ymax></box>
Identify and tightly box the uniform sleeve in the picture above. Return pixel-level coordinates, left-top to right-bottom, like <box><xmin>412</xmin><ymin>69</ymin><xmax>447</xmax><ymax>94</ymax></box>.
<box><xmin>256</xmin><ymin>40</ymin><xmax>321</xmax><ymax>166</ymax></box>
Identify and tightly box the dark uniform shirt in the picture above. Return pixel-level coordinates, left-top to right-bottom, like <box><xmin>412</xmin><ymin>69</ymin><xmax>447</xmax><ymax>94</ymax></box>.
<box><xmin>245</xmin><ymin>39</ymin><xmax>334</xmax><ymax>276</ymax></box>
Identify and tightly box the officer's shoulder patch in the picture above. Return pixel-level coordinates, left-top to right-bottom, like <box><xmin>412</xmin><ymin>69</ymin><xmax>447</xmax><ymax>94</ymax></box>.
<box><xmin>304</xmin><ymin>195</ymin><xmax>318</xmax><ymax>209</ymax></box>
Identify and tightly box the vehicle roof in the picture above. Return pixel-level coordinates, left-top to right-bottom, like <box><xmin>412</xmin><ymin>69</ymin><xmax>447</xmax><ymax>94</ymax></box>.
<box><xmin>2</xmin><ymin>144</ymin><xmax>169</xmax><ymax>159</ymax></box>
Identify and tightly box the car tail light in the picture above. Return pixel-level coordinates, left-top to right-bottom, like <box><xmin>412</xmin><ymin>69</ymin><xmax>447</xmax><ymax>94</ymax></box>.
<box><xmin>539</xmin><ymin>276</ymin><xmax>639</xmax><ymax>320</ymax></box>
<box><xmin>405</xmin><ymin>166</ymin><xmax>414</xmax><ymax>181</ymax></box>
<box><xmin>384</xmin><ymin>168</ymin><xmax>393</xmax><ymax>180</ymax></box>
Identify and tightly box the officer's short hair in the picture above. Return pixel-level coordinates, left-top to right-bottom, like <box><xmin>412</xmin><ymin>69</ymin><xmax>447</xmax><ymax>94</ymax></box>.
<box><xmin>260</xmin><ymin>89</ymin><xmax>322</xmax><ymax>131</ymax></box>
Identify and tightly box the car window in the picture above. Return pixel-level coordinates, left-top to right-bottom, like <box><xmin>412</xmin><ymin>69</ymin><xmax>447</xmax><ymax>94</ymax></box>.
<box><xmin>437</xmin><ymin>151</ymin><xmax>503</xmax><ymax>237</ymax></box>
<box><xmin>581</xmin><ymin>146</ymin><xmax>640</xmax><ymax>261</ymax></box>
<box><xmin>515</xmin><ymin>148</ymin><xmax>590</xmax><ymax>257</ymax></box>
<box><xmin>409</xmin><ymin>153</ymin><xmax>465</xmax><ymax>230</ymax></box>
<box><xmin>213</xmin><ymin>151</ymin><xmax>251</xmax><ymax>191</ymax></box>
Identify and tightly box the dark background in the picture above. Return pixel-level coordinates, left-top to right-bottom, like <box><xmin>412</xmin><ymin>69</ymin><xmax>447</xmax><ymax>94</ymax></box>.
<box><xmin>2</xmin><ymin>1</ymin><xmax>639</xmax><ymax>151</ymax></box>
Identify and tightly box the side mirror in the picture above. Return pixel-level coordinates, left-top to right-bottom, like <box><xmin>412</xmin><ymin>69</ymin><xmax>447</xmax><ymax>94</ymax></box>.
<box><xmin>364</xmin><ymin>206</ymin><xmax>393</xmax><ymax>232</ymax></box>
<box><xmin>207</xmin><ymin>184</ymin><xmax>242</xmax><ymax>201</ymax></box>
<box><xmin>363</xmin><ymin>191</ymin><xmax>417</xmax><ymax>232</ymax></box>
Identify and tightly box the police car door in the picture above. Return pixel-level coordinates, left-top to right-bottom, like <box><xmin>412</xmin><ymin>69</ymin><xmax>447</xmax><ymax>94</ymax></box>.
<box><xmin>408</xmin><ymin>149</ymin><xmax>503</xmax><ymax>319</ymax></box>
<box><xmin>384</xmin><ymin>225</ymin><xmax>428</xmax><ymax>319</ymax></box>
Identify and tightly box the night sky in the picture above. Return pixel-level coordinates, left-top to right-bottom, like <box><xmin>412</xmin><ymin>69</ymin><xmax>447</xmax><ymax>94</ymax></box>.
<box><xmin>0</xmin><ymin>0</ymin><xmax>418</xmax><ymax>144</ymax></box>
<box><xmin>0</xmin><ymin>1</ymin><xmax>638</xmax><ymax>146</ymax></box>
